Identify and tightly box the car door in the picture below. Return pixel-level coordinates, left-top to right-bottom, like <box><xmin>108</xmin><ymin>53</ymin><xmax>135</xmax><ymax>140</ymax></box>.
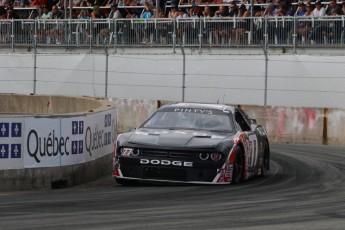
<box><xmin>234</xmin><ymin>108</ymin><xmax>260</xmax><ymax>172</ymax></box>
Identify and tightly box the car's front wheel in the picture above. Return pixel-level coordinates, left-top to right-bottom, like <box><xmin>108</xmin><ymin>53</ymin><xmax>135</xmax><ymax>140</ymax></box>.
<box><xmin>231</xmin><ymin>146</ymin><xmax>244</xmax><ymax>184</ymax></box>
<box><xmin>260</xmin><ymin>141</ymin><xmax>270</xmax><ymax>177</ymax></box>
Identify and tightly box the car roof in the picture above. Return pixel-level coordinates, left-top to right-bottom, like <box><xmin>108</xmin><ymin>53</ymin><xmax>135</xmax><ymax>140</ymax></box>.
<box><xmin>160</xmin><ymin>103</ymin><xmax>236</xmax><ymax>113</ymax></box>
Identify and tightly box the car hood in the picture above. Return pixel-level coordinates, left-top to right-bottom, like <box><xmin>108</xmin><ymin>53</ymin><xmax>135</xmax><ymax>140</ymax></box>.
<box><xmin>127</xmin><ymin>129</ymin><xmax>230</xmax><ymax>148</ymax></box>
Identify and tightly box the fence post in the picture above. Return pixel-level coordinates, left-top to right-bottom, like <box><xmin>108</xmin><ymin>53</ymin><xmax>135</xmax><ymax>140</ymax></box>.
<box><xmin>180</xmin><ymin>41</ymin><xmax>186</xmax><ymax>102</ymax></box>
<box><xmin>263</xmin><ymin>18</ymin><xmax>268</xmax><ymax>106</ymax></box>
<box><xmin>33</xmin><ymin>21</ymin><xmax>37</xmax><ymax>95</ymax></box>
<box><xmin>105</xmin><ymin>46</ymin><xmax>109</xmax><ymax>98</ymax></box>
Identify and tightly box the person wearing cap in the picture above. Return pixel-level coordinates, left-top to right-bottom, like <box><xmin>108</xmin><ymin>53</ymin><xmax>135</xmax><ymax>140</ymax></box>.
<box><xmin>309</xmin><ymin>0</ymin><xmax>326</xmax><ymax>44</ymax></box>
<box><xmin>312</xmin><ymin>1</ymin><xmax>325</xmax><ymax>17</ymax></box>
<box><xmin>297</xmin><ymin>2</ymin><xmax>313</xmax><ymax>44</ymax></box>
<box><xmin>296</xmin><ymin>2</ymin><xmax>307</xmax><ymax>16</ymax></box>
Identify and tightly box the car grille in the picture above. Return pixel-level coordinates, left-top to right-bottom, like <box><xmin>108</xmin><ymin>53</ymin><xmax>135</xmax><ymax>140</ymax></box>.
<box><xmin>140</xmin><ymin>150</ymin><xmax>168</xmax><ymax>157</ymax></box>
<box><xmin>139</xmin><ymin>149</ymin><xmax>198</xmax><ymax>159</ymax></box>
<box><xmin>169</xmin><ymin>152</ymin><xmax>197</xmax><ymax>159</ymax></box>
<box><xmin>143</xmin><ymin>167</ymin><xmax>187</xmax><ymax>181</ymax></box>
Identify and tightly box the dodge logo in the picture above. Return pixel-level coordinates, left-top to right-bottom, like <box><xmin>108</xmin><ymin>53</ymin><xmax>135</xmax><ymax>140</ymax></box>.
<box><xmin>140</xmin><ymin>159</ymin><xmax>193</xmax><ymax>167</ymax></box>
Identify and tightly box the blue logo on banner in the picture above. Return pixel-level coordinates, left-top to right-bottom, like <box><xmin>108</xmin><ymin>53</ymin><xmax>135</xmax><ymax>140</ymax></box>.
<box><xmin>0</xmin><ymin>123</ymin><xmax>9</xmax><ymax>137</ymax></box>
<box><xmin>104</xmin><ymin>132</ymin><xmax>108</xmax><ymax>145</ymax></box>
<box><xmin>79</xmin><ymin>121</ymin><xmax>84</xmax><ymax>134</ymax></box>
<box><xmin>72</xmin><ymin>141</ymin><xmax>78</xmax><ymax>154</ymax></box>
<box><xmin>11</xmin><ymin>123</ymin><xmax>22</xmax><ymax>137</ymax></box>
<box><xmin>0</xmin><ymin>144</ymin><xmax>9</xmax><ymax>158</ymax></box>
<box><xmin>105</xmin><ymin>114</ymin><xmax>111</xmax><ymax>127</ymax></box>
<box><xmin>104</xmin><ymin>132</ymin><xmax>111</xmax><ymax>145</ymax></box>
<box><xmin>78</xmin><ymin>140</ymin><xmax>83</xmax><ymax>154</ymax></box>
<box><xmin>11</xmin><ymin>144</ymin><xmax>21</xmax><ymax>158</ymax></box>
<box><xmin>72</xmin><ymin>121</ymin><xmax>78</xmax><ymax>135</ymax></box>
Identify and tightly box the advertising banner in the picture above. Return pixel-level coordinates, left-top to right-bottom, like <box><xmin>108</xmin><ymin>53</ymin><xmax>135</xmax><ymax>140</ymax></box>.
<box><xmin>23</xmin><ymin>108</ymin><xmax>116</xmax><ymax>168</ymax></box>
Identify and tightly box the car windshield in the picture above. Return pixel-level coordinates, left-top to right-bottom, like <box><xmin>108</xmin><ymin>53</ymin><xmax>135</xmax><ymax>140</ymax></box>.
<box><xmin>142</xmin><ymin>110</ymin><xmax>234</xmax><ymax>132</ymax></box>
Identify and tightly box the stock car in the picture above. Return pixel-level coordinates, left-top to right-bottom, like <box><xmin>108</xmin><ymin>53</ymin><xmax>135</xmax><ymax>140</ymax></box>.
<box><xmin>112</xmin><ymin>103</ymin><xmax>270</xmax><ymax>185</ymax></box>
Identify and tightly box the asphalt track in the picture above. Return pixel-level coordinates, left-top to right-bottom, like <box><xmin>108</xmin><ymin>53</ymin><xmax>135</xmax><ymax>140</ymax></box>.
<box><xmin>1</xmin><ymin>143</ymin><xmax>345</xmax><ymax>230</ymax></box>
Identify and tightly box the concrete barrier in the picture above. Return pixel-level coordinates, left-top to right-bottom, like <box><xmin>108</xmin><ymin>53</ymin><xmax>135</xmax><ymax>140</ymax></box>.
<box><xmin>0</xmin><ymin>94</ymin><xmax>116</xmax><ymax>191</ymax></box>
<box><xmin>119</xmin><ymin>100</ymin><xmax>345</xmax><ymax>146</ymax></box>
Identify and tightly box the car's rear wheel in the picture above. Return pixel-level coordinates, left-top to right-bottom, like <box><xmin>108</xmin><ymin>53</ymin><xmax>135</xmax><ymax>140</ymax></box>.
<box><xmin>231</xmin><ymin>146</ymin><xmax>244</xmax><ymax>184</ymax></box>
<box><xmin>260</xmin><ymin>141</ymin><xmax>270</xmax><ymax>177</ymax></box>
<box><xmin>115</xmin><ymin>178</ymin><xmax>138</xmax><ymax>185</ymax></box>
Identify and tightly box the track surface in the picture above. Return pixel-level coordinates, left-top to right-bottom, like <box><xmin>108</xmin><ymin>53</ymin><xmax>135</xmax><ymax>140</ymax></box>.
<box><xmin>1</xmin><ymin>143</ymin><xmax>345</xmax><ymax>230</ymax></box>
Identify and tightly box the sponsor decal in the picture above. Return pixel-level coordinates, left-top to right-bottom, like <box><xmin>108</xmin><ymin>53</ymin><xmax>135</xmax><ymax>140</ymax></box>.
<box><xmin>140</xmin><ymin>159</ymin><xmax>193</xmax><ymax>167</ymax></box>
<box><xmin>174</xmin><ymin>108</ymin><xmax>213</xmax><ymax>114</ymax></box>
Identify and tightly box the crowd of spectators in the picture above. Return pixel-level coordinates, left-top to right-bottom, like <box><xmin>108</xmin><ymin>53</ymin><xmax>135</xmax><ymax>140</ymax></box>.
<box><xmin>1</xmin><ymin>0</ymin><xmax>345</xmax><ymax>45</ymax></box>
<box><xmin>0</xmin><ymin>0</ymin><xmax>344</xmax><ymax>20</ymax></box>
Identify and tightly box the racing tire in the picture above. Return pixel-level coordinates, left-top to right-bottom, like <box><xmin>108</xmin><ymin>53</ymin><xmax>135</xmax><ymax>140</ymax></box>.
<box><xmin>260</xmin><ymin>141</ymin><xmax>270</xmax><ymax>177</ymax></box>
<box><xmin>231</xmin><ymin>146</ymin><xmax>245</xmax><ymax>184</ymax></box>
<box><xmin>115</xmin><ymin>178</ymin><xmax>138</xmax><ymax>185</ymax></box>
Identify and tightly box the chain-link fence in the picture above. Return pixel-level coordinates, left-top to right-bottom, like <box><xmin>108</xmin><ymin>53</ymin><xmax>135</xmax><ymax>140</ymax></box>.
<box><xmin>1</xmin><ymin>49</ymin><xmax>345</xmax><ymax>109</ymax></box>
<box><xmin>1</xmin><ymin>17</ymin><xmax>345</xmax><ymax>108</ymax></box>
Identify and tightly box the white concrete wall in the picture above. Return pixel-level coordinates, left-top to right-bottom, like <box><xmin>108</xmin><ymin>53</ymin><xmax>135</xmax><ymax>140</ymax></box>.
<box><xmin>1</xmin><ymin>52</ymin><xmax>345</xmax><ymax>108</ymax></box>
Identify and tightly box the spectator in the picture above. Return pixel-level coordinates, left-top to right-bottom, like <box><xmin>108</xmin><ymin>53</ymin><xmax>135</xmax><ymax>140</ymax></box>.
<box><xmin>298</xmin><ymin>2</ymin><xmax>313</xmax><ymax>44</ymax></box>
<box><xmin>48</xmin><ymin>5</ymin><xmax>64</xmax><ymax>44</ymax></box>
<box><xmin>325</xmin><ymin>0</ymin><xmax>343</xmax><ymax>43</ymax></box>
<box><xmin>168</xmin><ymin>5</ymin><xmax>177</xmax><ymax>18</ymax></box>
<box><xmin>189</xmin><ymin>5</ymin><xmax>201</xmax><ymax>18</ymax></box>
<box><xmin>213</xmin><ymin>5</ymin><xmax>229</xmax><ymax>45</ymax></box>
<box><xmin>79</xmin><ymin>0</ymin><xmax>93</xmax><ymax>6</ymax></box>
<box><xmin>296</xmin><ymin>1</ymin><xmax>307</xmax><ymax>16</ymax></box>
<box><xmin>77</xmin><ymin>8</ymin><xmax>90</xmax><ymax>44</ymax></box>
<box><xmin>91</xmin><ymin>5</ymin><xmax>109</xmax><ymax>43</ymax></box>
<box><xmin>232</xmin><ymin>4</ymin><xmax>249</xmax><ymax>45</ymax></box>
<box><xmin>30</xmin><ymin>0</ymin><xmax>47</xmax><ymax>7</ymax></box>
<box><xmin>228</xmin><ymin>1</ymin><xmax>239</xmax><ymax>17</ymax></box>
<box><xmin>108</xmin><ymin>3</ymin><xmax>122</xmax><ymax>18</ymax></box>
<box><xmin>141</xmin><ymin>2</ymin><xmax>153</xmax><ymax>18</ymax></box>
<box><xmin>201</xmin><ymin>4</ymin><xmax>214</xmax><ymax>44</ymax></box>
<box><xmin>202</xmin><ymin>4</ymin><xmax>213</xmax><ymax>18</ymax></box>
<box><xmin>265</xmin><ymin>4</ymin><xmax>278</xmax><ymax>43</ymax></box>
<box><xmin>309</xmin><ymin>0</ymin><xmax>326</xmax><ymax>43</ymax></box>
<box><xmin>312</xmin><ymin>0</ymin><xmax>325</xmax><ymax>17</ymax></box>
<box><xmin>40</xmin><ymin>5</ymin><xmax>51</xmax><ymax>19</ymax></box>
<box><xmin>152</xmin><ymin>7</ymin><xmax>169</xmax><ymax>44</ymax></box>
<box><xmin>176</xmin><ymin>8</ymin><xmax>189</xmax><ymax>18</ymax></box>
<box><xmin>342</xmin><ymin>1</ymin><xmax>345</xmax><ymax>15</ymax></box>
<box><xmin>265</xmin><ymin>3</ymin><xmax>278</xmax><ymax>16</ymax></box>
<box><xmin>139</xmin><ymin>2</ymin><xmax>153</xmax><ymax>44</ymax></box>
<box><xmin>13</xmin><ymin>0</ymin><xmax>30</xmax><ymax>7</ymax></box>
<box><xmin>0</xmin><ymin>6</ymin><xmax>7</xmax><ymax>44</ymax></box>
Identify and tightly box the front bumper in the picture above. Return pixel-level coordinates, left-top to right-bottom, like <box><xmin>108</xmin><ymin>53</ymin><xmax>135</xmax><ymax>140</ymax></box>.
<box><xmin>113</xmin><ymin>156</ymin><xmax>231</xmax><ymax>184</ymax></box>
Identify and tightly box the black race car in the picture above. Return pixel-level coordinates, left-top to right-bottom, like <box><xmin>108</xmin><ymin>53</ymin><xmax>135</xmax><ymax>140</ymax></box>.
<box><xmin>112</xmin><ymin>103</ymin><xmax>270</xmax><ymax>185</ymax></box>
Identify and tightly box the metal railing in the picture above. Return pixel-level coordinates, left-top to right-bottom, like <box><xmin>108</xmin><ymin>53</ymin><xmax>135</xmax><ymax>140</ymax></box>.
<box><xmin>1</xmin><ymin>16</ymin><xmax>345</xmax><ymax>50</ymax></box>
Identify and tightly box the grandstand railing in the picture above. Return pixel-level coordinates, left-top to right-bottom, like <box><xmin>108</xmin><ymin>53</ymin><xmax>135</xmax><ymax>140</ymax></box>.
<box><xmin>1</xmin><ymin>16</ymin><xmax>345</xmax><ymax>50</ymax></box>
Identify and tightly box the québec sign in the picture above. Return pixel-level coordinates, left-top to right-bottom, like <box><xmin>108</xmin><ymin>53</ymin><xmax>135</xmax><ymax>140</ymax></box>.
<box><xmin>24</xmin><ymin>110</ymin><xmax>116</xmax><ymax>168</ymax></box>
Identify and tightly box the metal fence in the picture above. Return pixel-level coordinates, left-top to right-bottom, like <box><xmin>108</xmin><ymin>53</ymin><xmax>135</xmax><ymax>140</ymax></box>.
<box><xmin>1</xmin><ymin>16</ymin><xmax>345</xmax><ymax>51</ymax></box>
